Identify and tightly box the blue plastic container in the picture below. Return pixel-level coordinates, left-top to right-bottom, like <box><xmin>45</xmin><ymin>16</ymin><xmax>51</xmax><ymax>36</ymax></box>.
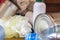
<box><xmin>0</xmin><ymin>25</ymin><xmax>5</xmax><ymax>40</ymax></box>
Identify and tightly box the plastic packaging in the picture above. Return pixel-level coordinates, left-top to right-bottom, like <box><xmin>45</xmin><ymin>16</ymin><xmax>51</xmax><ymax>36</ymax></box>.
<box><xmin>4</xmin><ymin>15</ymin><xmax>32</xmax><ymax>38</ymax></box>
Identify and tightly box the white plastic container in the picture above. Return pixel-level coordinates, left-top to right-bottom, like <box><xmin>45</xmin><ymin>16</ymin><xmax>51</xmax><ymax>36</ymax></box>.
<box><xmin>33</xmin><ymin>0</ymin><xmax>46</xmax><ymax>25</ymax></box>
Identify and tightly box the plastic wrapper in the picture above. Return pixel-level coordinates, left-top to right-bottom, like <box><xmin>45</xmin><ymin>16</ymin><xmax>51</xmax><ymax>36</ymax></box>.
<box><xmin>3</xmin><ymin>15</ymin><xmax>32</xmax><ymax>38</ymax></box>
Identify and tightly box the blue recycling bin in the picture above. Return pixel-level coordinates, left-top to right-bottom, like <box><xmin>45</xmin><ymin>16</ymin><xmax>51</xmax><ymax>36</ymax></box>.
<box><xmin>0</xmin><ymin>25</ymin><xmax>5</xmax><ymax>40</ymax></box>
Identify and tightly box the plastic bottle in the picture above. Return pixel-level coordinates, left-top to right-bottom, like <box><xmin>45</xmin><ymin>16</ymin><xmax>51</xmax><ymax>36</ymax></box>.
<box><xmin>33</xmin><ymin>0</ymin><xmax>46</xmax><ymax>25</ymax></box>
<box><xmin>0</xmin><ymin>25</ymin><xmax>5</xmax><ymax>40</ymax></box>
<box><xmin>0</xmin><ymin>0</ymin><xmax>18</xmax><ymax>18</ymax></box>
<box><xmin>34</xmin><ymin>14</ymin><xmax>54</xmax><ymax>40</ymax></box>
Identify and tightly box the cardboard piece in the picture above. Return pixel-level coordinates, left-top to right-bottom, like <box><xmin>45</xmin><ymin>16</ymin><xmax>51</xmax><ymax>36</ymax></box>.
<box><xmin>47</xmin><ymin>13</ymin><xmax>60</xmax><ymax>25</ymax></box>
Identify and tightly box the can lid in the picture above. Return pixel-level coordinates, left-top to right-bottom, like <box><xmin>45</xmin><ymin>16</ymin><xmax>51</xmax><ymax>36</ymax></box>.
<box><xmin>36</xmin><ymin>0</ymin><xmax>44</xmax><ymax>2</ymax></box>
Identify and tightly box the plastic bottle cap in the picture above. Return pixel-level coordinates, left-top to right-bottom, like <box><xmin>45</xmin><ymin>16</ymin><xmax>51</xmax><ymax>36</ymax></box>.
<box><xmin>36</xmin><ymin>0</ymin><xmax>44</xmax><ymax>2</ymax></box>
<box><xmin>25</xmin><ymin>33</ymin><xmax>39</xmax><ymax>40</ymax></box>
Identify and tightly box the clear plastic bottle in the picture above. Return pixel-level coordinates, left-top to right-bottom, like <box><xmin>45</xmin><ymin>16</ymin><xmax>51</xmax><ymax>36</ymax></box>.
<box><xmin>34</xmin><ymin>14</ymin><xmax>54</xmax><ymax>40</ymax></box>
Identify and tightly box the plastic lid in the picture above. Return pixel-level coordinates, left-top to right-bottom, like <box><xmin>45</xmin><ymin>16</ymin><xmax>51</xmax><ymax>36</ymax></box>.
<box><xmin>36</xmin><ymin>0</ymin><xmax>44</xmax><ymax>2</ymax></box>
<box><xmin>25</xmin><ymin>33</ymin><xmax>39</xmax><ymax>40</ymax></box>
